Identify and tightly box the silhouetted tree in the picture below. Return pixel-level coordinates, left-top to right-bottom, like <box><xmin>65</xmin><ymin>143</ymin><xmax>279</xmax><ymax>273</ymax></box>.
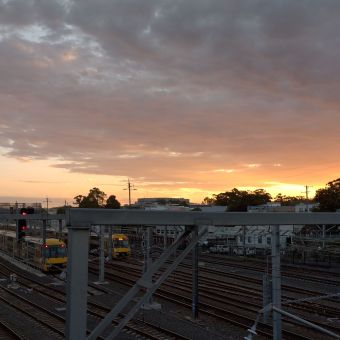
<box><xmin>206</xmin><ymin>188</ymin><xmax>271</xmax><ymax>211</ymax></box>
<box><xmin>73</xmin><ymin>195</ymin><xmax>86</xmax><ymax>206</ymax></box>
<box><xmin>105</xmin><ymin>195</ymin><xmax>121</xmax><ymax>209</ymax></box>
<box><xmin>274</xmin><ymin>193</ymin><xmax>306</xmax><ymax>206</ymax></box>
<box><xmin>314</xmin><ymin>178</ymin><xmax>340</xmax><ymax>211</ymax></box>
<box><xmin>73</xmin><ymin>187</ymin><xmax>107</xmax><ymax>208</ymax></box>
<box><xmin>202</xmin><ymin>196</ymin><xmax>214</xmax><ymax>205</ymax></box>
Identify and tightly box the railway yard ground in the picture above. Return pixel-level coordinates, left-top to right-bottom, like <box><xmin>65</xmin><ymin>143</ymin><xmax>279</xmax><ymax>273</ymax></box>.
<box><xmin>1</xmin><ymin>247</ymin><xmax>340</xmax><ymax>339</ymax></box>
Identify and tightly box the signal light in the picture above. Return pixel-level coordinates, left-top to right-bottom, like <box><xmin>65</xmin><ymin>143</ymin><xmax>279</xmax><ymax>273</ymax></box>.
<box><xmin>20</xmin><ymin>207</ymin><xmax>35</xmax><ymax>215</ymax></box>
<box><xmin>20</xmin><ymin>208</ymin><xmax>28</xmax><ymax>216</ymax></box>
<box><xmin>17</xmin><ymin>207</ymin><xmax>34</xmax><ymax>241</ymax></box>
<box><xmin>17</xmin><ymin>219</ymin><xmax>27</xmax><ymax>241</ymax></box>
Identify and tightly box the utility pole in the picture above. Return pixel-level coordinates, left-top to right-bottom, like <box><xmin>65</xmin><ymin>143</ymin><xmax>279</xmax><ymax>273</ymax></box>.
<box><xmin>42</xmin><ymin>197</ymin><xmax>51</xmax><ymax>252</ymax></box>
<box><xmin>304</xmin><ymin>185</ymin><xmax>311</xmax><ymax>200</ymax></box>
<box><xmin>302</xmin><ymin>185</ymin><xmax>312</xmax><ymax>212</ymax></box>
<box><xmin>124</xmin><ymin>179</ymin><xmax>137</xmax><ymax>206</ymax></box>
<box><xmin>272</xmin><ymin>225</ymin><xmax>282</xmax><ymax>339</ymax></box>
<box><xmin>43</xmin><ymin>197</ymin><xmax>51</xmax><ymax>225</ymax></box>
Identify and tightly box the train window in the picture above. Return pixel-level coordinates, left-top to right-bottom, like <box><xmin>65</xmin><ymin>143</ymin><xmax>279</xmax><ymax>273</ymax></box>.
<box><xmin>43</xmin><ymin>246</ymin><xmax>67</xmax><ymax>258</ymax></box>
<box><xmin>113</xmin><ymin>240</ymin><xmax>129</xmax><ymax>248</ymax></box>
<box><xmin>247</xmin><ymin>236</ymin><xmax>251</xmax><ymax>243</ymax></box>
<box><xmin>266</xmin><ymin>237</ymin><xmax>271</xmax><ymax>245</ymax></box>
<box><xmin>258</xmin><ymin>236</ymin><xmax>262</xmax><ymax>244</ymax></box>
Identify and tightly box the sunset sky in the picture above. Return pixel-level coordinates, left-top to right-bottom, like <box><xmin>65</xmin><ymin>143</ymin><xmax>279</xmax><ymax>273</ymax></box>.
<box><xmin>1</xmin><ymin>1</ymin><xmax>339</xmax><ymax>207</ymax></box>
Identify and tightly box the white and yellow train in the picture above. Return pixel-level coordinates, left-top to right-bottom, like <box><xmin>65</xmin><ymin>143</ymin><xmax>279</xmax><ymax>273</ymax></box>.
<box><xmin>0</xmin><ymin>230</ymin><xmax>67</xmax><ymax>272</ymax></box>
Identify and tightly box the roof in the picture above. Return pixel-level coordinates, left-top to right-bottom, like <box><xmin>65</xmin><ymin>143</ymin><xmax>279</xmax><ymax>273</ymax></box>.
<box><xmin>46</xmin><ymin>238</ymin><xmax>66</xmax><ymax>246</ymax></box>
<box><xmin>112</xmin><ymin>233</ymin><xmax>128</xmax><ymax>239</ymax></box>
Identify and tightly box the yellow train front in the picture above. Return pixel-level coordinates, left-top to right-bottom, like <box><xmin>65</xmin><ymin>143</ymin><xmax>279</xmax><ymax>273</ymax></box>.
<box><xmin>39</xmin><ymin>238</ymin><xmax>67</xmax><ymax>272</ymax></box>
<box><xmin>104</xmin><ymin>233</ymin><xmax>131</xmax><ymax>258</ymax></box>
<box><xmin>0</xmin><ymin>230</ymin><xmax>67</xmax><ymax>272</ymax></box>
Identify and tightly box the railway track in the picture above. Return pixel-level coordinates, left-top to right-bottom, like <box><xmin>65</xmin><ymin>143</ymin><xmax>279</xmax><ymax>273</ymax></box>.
<box><xmin>0</xmin><ymin>259</ymin><xmax>192</xmax><ymax>339</ymax></box>
<box><xmin>90</xmin><ymin>263</ymin><xmax>340</xmax><ymax>336</ymax></box>
<box><xmin>104</xmin><ymin>258</ymin><xmax>340</xmax><ymax>308</ymax></box>
<box><xmin>0</xmin><ymin>319</ymin><xmax>26</xmax><ymax>339</ymax></box>
<box><xmin>1</xmin><ymin>248</ymin><xmax>339</xmax><ymax>340</ymax></box>
<box><xmin>90</xmin><ymin>262</ymin><xmax>331</xmax><ymax>339</ymax></box>
<box><xmin>198</xmin><ymin>254</ymin><xmax>340</xmax><ymax>286</ymax></box>
<box><xmin>0</xmin><ymin>285</ymin><xmax>64</xmax><ymax>339</ymax></box>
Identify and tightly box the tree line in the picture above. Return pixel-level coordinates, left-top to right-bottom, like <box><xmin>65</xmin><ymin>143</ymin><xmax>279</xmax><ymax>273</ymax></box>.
<box><xmin>56</xmin><ymin>178</ymin><xmax>340</xmax><ymax>213</ymax></box>
<box><xmin>203</xmin><ymin>178</ymin><xmax>340</xmax><ymax>212</ymax></box>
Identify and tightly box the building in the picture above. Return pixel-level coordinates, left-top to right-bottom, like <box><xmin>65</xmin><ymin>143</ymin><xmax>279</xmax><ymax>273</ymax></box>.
<box><xmin>206</xmin><ymin>203</ymin><xmax>318</xmax><ymax>251</ymax></box>
<box><xmin>136</xmin><ymin>197</ymin><xmax>190</xmax><ymax>208</ymax></box>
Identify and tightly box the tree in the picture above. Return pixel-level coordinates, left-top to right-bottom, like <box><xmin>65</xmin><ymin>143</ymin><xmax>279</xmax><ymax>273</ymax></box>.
<box><xmin>205</xmin><ymin>188</ymin><xmax>272</xmax><ymax>211</ymax></box>
<box><xmin>274</xmin><ymin>193</ymin><xmax>306</xmax><ymax>206</ymax></box>
<box><xmin>202</xmin><ymin>196</ymin><xmax>214</xmax><ymax>205</ymax></box>
<box><xmin>88</xmin><ymin>187</ymin><xmax>106</xmax><ymax>206</ymax></box>
<box><xmin>314</xmin><ymin>178</ymin><xmax>340</xmax><ymax>212</ymax></box>
<box><xmin>105</xmin><ymin>195</ymin><xmax>121</xmax><ymax>209</ymax></box>
<box><xmin>73</xmin><ymin>195</ymin><xmax>85</xmax><ymax>206</ymax></box>
<box><xmin>73</xmin><ymin>187</ymin><xmax>107</xmax><ymax>208</ymax></box>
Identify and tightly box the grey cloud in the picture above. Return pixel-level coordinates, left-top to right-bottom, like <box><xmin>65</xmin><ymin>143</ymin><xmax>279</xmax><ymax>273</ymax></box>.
<box><xmin>1</xmin><ymin>0</ymin><xmax>340</xmax><ymax>188</ymax></box>
<box><xmin>0</xmin><ymin>0</ymin><xmax>66</xmax><ymax>28</ymax></box>
<box><xmin>66</xmin><ymin>1</ymin><xmax>340</xmax><ymax>94</ymax></box>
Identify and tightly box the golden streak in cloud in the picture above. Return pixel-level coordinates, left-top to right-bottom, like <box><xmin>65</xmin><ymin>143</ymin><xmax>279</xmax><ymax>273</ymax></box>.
<box><xmin>247</xmin><ymin>164</ymin><xmax>261</xmax><ymax>168</ymax></box>
<box><xmin>61</xmin><ymin>51</ymin><xmax>77</xmax><ymax>62</ymax></box>
<box><xmin>213</xmin><ymin>169</ymin><xmax>234</xmax><ymax>173</ymax></box>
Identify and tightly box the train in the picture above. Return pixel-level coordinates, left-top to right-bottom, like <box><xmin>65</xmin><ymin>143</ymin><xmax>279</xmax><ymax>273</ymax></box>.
<box><xmin>0</xmin><ymin>230</ymin><xmax>67</xmax><ymax>272</ymax></box>
<box><xmin>49</xmin><ymin>228</ymin><xmax>131</xmax><ymax>258</ymax></box>
<box><xmin>90</xmin><ymin>233</ymin><xmax>131</xmax><ymax>258</ymax></box>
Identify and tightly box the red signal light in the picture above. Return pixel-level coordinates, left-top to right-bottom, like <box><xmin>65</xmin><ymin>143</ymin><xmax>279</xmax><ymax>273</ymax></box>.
<box><xmin>17</xmin><ymin>218</ymin><xmax>27</xmax><ymax>241</ymax></box>
<box><xmin>20</xmin><ymin>208</ymin><xmax>28</xmax><ymax>215</ymax></box>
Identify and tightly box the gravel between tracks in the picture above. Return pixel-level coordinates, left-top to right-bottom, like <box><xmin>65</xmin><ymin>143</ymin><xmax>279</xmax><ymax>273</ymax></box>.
<box><xmin>87</xmin><ymin>270</ymin><xmax>267</xmax><ymax>340</ymax></box>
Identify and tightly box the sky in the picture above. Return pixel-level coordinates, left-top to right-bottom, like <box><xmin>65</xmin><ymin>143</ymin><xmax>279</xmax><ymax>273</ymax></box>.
<box><xmin>0</xmin><ymin>0</ymin><xmax>340</xmax><ymax>207</ymax></box>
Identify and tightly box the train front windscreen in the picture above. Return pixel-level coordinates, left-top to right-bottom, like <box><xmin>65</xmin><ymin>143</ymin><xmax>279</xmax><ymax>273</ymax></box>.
<box><xmin>43</xmin><ymin>245</ymin><xmax>67</xmax><ymax>258</ymax></box>
<box><xmin>114</xmin><ymin>239</ymin><xmax>129</xmax><ymax>248</ymax></box>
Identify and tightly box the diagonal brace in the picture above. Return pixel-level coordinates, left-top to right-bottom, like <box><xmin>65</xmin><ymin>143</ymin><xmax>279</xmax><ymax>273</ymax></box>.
<box><xmin>88</xmin><ymin>226</ymin><xmax>207</xmax><ymax>340</ymax></box>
